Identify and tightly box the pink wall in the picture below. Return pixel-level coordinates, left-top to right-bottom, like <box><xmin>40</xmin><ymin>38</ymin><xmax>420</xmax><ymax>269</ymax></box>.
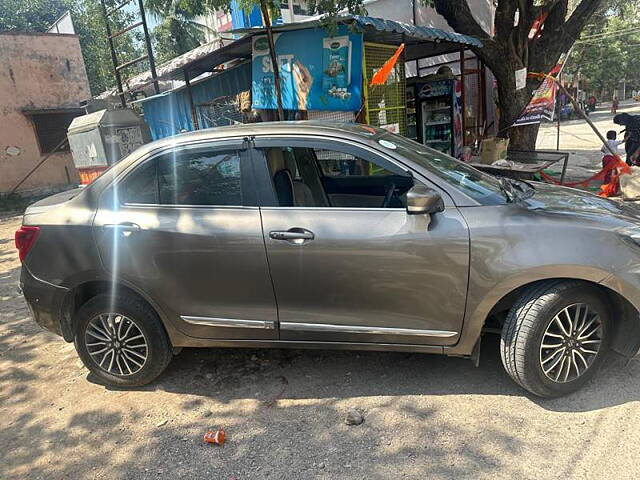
<box><xmin>0</xmin><ymin>32</ymin><xmax>90</xmax><ymax>194</ymax></box>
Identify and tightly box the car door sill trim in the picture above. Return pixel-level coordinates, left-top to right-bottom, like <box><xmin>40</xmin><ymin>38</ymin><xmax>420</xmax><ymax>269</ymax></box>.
<box><xmin>280</xmin><ymin>322</ymin><xmax>457</xmax><ymax>337</ymax></box>
<box><xmin>181</xmin><ymin>316</ymin><xmax>276</xmax><ymax>329</ymax></box>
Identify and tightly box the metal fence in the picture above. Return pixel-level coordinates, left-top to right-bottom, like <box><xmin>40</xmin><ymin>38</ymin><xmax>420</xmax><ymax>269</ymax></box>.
<box><xmin>362</xmin><ymin>42</ymin><xmax>407</xmax><ymax>135</ymax></box>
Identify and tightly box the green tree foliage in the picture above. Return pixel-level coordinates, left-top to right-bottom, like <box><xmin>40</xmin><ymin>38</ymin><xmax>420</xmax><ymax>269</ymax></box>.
<box><xmin>0</xmin><ymin>0</ymin><xmax>67</xmax><ymax>31</ymax></box>
<box><xmin>304</xmin><ymin>0</ymin><xmax>367</xmax><ymax>17</ymax></box>
<box><xmin>144</xmin><ymin>0</ymin><xmax>215</xmax><ymax>63</ymax></box>
<box><xmin>73</xmin><ymin>0</ymin><xmax>144</xmax><ymax>96</ymax></box>
<box><xmin>568</xmin><ymin>2</ymin><xmax>640</xmax><ymax>99</ymax></box>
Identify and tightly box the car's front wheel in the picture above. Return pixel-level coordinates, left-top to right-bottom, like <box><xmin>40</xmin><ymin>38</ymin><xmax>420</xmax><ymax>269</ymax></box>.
<box><xmin>500</xmin><ymin>280</ymin><xmax>611</xmax><ymax>398</ymax></box>
<box><xmin>73</xmin><ymin>293</ymin><xmax>172</xmax><ymax>387</ymax></box>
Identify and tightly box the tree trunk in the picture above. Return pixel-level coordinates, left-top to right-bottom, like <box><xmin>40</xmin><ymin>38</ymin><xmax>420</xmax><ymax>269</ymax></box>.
<box><xmin>431</xmin><ymin>0</ymin><xmax>605</xmax><ymax>151</ymax></box>
<box><xmin>260</xmin><ymin>1</ymin><xmax>285</xmax><ymax>121</ymax></box>
<box><xmin>508</xmin><ymin>123</ymin><xmax>541</xmax><ymax>150</ymax></box>
<box><xmin>493</xmin><ymin>63</ymin><xmax>542</xmax><ymax>150</ymax></box>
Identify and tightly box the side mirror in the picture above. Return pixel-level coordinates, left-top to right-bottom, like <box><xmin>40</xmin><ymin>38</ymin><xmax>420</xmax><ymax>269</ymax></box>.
<box><xmin>406</xmin><ymin>184</ymin><xmax>445</xmax><ymax>215</ymax></box>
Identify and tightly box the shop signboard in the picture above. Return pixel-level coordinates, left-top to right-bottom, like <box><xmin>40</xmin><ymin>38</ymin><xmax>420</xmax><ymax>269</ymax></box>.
<box><xmin>252</xmin><ymin>26</ymin><xmax>363</xmax><ymax>111</ymax></box>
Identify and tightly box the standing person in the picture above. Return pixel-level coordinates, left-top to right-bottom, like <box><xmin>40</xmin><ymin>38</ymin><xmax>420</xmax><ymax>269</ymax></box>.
<box><xmin>601</xmin><ymin>130</ymin><xmax>625</xmax><ymax>155</ymax></box>
<box><xmin>614</xmin><ymin>113</ymin><xmax>640</xmax><ymax>166</ymax></box>
<box><xmin>601</xmin><ymin>130</ymin><xmax>625</xmax><ymax>183</ymax></box>
<box><xmin>612</xmin><ymin>96</ymin><xmax>619</xmax><ymax>114</ymax></box>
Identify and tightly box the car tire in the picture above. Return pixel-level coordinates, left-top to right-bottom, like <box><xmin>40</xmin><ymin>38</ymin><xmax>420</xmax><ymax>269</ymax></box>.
<box><xmin>73</xmin><ymin>293</ymin><xmax>172</xmax><ymax>387</ymax></box>
<box><xmin>500</xmin><ymin>280</ymin><xmax>611</xmax><ymax>398</ymax></box>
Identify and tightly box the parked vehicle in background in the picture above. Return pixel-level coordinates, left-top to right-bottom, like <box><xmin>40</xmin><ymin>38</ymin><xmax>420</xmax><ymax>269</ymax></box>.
<box><xmin>16</xmin><ymin>122</ymin><xmax>640</xmax><ymax>398</ymax></box>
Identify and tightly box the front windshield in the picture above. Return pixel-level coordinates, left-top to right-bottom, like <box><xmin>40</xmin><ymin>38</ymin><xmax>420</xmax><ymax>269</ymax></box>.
<box><xmin>376</xmin><ymin>132</ymin><xmax>508</xmax><ymax>205</ymax></box>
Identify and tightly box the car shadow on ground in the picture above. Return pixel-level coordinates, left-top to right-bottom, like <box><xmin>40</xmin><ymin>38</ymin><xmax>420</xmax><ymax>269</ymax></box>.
<box><xmin>93</xmin><ymin>333</ymin><xmax>640</xmax><ymax>413</ymax></box>
<box><xmin>1</xmin><ymin>217</ymin><xmax>639</xmax><ymax>478</ymax></box>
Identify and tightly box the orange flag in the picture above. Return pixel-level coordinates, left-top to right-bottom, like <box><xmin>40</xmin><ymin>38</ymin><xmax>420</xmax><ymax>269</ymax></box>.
<box><xmin>370</xmin><ymin>43</ymin><xmax>405</xmax><ymax>86</ymax></box>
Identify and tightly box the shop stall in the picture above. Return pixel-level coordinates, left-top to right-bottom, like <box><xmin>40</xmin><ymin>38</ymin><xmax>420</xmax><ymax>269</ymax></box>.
<box><xmin>234</xmin><ymin>15</ymin><xmax>482</xmax><ymax>151</ymax></box>
<box><xmin>127</xmin><ymin>16</ymin><xmax>483</xmax><ymax>159</ymax></box>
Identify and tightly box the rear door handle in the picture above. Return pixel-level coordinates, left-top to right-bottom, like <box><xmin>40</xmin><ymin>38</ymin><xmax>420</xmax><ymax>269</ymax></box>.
<box><xmin>103</xmin><ymin>223</ymin><xmax>141</xmax><ymax>234</ymax></box>
<box><xmin>269</xmin><ymin>228</ymin><xmax>315</xmax><ymax>244</ymax></box>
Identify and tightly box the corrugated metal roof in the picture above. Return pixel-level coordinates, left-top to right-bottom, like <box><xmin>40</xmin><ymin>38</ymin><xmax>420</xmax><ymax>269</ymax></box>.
<box><xmin>97</xmin><ymin>36</ymin><xmax>252</xmax><ymax>100</ymax></box>
<box><xmin>232</xmin><ymin>14</ymin><xmax>483</xmax><ymax>48</ymax></box>
<box><xmin>354</xmin><ymin>16</ymin><xmax>483</xmax><ymax>47</ymax></box>
<box><xmin>97</xmin><ymin>15</ymin><xmax>481</xmax><ymax>100</ymax></box>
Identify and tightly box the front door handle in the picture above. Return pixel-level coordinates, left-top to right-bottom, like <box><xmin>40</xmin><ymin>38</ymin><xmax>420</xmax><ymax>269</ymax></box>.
<box><xmin>103</xmin><ymin>223</ymin><xmax>141</xmax><ymax>235</ymax></box>
<box><xmin>269</xmin><ymin>228</ymin><xmax>315</xmax><ymax>244</ymax></box>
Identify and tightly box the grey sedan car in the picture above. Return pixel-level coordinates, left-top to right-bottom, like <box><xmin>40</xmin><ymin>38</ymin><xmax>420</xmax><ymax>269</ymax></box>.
<box><xmin>17</xmin><ymin>122</ymin><xmax>640</xmax><ymax>397</ymax></box>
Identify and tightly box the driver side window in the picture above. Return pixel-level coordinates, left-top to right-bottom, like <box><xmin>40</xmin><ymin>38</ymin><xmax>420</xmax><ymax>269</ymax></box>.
<box><xmin>261</xmin><ymin>143</ymin><xmax>414</xmax><ymax>209</ymax></box>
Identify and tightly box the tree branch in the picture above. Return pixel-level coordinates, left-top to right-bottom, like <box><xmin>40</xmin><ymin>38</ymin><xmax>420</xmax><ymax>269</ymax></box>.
<box><xmin>431</xmin><ymin>0</ymin><xmax>490</xmax><ymax>41</ymax></box>
<box><xmin>563</xmin><ymin>0</ymin><xmax>603</xmax><ymax>42</ymax></box>
<box><xmin>494</xmin><ymin>0</ymin><xmax>517</xmax><ymax>40</ymax></box>
<box><xmin>530</xmin><ymin>0</ymin><xmax>603</xmax><ymax>72</ymax></box>
<box><xmin>542</xmin><ymin>0</ymin><xmax>568</xmax><ymax>35</ymax></box>
<box><xmin>432</xmin><ymin>0</ymin><xmax>503</xmax><ymax>74</ymax></box>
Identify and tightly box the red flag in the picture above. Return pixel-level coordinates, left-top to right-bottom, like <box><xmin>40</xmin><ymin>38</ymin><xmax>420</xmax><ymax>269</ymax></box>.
<box><xmin>370</xmin><ymin>44</ymin><xmax>405</xmax><ymax>86</ymax></box>
<box><xmin>528</xmin><ymin>11</ymin><xmax>549</xmax><ymax>40</ymax></box>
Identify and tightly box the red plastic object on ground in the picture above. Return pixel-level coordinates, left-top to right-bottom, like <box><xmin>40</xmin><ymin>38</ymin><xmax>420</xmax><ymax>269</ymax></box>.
<box><xmin>203</xmin><ymin>429</ymin><xmax>226</xmax><ymax>445</ymax></box>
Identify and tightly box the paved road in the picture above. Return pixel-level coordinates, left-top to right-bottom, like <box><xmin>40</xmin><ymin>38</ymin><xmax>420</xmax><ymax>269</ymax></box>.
<box><xmin>2</xmin><ymin>213</ymin><xmax>640</xmax><ymax>479</ymax></box>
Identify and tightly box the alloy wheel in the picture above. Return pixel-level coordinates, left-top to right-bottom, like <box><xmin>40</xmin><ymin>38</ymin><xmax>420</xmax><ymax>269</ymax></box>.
<box><xmin>539</xmin><ymin>303</ymin><xmax>603</xmax><ymax>383</ymax></box>
<box><xmin>85</xmin><ymin>313</ymin><xmax>148</xmax><ymax>376</ymax></box>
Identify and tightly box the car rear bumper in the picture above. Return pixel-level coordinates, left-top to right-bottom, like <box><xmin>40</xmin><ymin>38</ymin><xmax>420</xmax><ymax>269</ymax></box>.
<box><xmin>20</xmin><ymin>265</ymin><xmax>68</xmax><ymax>338</ymax></box>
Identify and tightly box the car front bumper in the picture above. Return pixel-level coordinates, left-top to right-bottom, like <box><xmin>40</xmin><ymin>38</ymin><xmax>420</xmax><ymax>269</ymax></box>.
<box><xmin>20</xmin><ymin>265</ymin><xmax>68</xmax><ymax>338</ymax></box>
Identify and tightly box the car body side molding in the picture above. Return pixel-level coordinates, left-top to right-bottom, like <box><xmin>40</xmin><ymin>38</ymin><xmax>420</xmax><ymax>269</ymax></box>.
<box><xmin>280</xmin><ymin>321</ymin><xmax>458</xmax><ymax>337</ymax></box>
<box><xmin>181</xmin><ymin>316</ymin><xmax>276</xmax><ymax>330</ymax></box>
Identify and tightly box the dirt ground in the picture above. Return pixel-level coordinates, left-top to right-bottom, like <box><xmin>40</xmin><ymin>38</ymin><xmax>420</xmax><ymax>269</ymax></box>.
<box><xmin>3</xmin><ymin>220</ymin><xmax>640</xmax><ymax>480</ymax></box>
<box><xmin>537</xmin><ymin>99</ymin><xmax>640</xmax><ymax>183</ymax></box>
<box><xmin>3</xmin><ymin>105</ymin><xmax>640</xmax><ymax>479</ymax></box>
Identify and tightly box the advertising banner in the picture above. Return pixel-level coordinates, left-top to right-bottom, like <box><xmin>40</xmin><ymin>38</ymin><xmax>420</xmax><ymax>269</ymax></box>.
<box><xmin>252</xmin><ymin>26</ymin><xmax>363</xmax><ymax>111</ymax></box>
<box><xmin>513</xmin><ymin>56</ymin><xmax>566</xmax><ymax>126</ymax></box>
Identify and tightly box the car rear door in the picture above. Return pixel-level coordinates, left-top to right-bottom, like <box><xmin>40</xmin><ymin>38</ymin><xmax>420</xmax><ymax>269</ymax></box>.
<box><xmin>252</xmin><ymin>136</ymin><xmax>470</xmax><ymax>346</ymax></box>
<box><xmin>93</xmin><ymin>139</ymin><xmax>278</xmax><ymax>340</ymax></box>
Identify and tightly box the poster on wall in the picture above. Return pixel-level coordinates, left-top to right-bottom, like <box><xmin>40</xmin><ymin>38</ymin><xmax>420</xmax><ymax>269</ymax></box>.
<box><xmin>252</xmin><ymin>26</ymin><xmax>363</xmax><ymax>111</ymax></box>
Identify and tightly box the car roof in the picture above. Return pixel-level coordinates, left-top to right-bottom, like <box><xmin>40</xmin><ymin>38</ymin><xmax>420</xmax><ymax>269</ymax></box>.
<box><xmin>148</xmin><ymin>121</ymin><xmax>385</xmax><ymax>149</ymax></box>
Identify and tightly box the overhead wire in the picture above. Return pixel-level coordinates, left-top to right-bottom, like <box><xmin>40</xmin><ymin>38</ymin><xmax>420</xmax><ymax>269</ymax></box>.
<box><xmin>576</xmin><ymin>27</ymin><xmax>640</xmax><ymax>44</ymax></box>
<box><xmin>579</xmin><ymin>24</ymin><xmax>640</xmax><ymax>39</ymax></box>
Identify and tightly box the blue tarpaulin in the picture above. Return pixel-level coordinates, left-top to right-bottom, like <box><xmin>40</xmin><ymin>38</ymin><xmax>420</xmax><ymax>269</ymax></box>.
<box><xmin>138</xmin><ymin>62</ymin><xmax>251</xmax><ymax>140</ymax></box>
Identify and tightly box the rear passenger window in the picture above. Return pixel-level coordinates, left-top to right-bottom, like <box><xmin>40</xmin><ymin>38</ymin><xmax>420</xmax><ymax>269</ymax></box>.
<box><xmin>120</xmin><ymin>161</ymin><xmax>157</xmax><ymax>204</ymax></box>
<box><xmin>158</xmin><ymin>150</ymin><xmax>242</xmax><ymax>206</ymax></box>
<box><xmin>119</xmin><ymin>148</ymin><xmax>244</xmax><ymax>206</ymax></box>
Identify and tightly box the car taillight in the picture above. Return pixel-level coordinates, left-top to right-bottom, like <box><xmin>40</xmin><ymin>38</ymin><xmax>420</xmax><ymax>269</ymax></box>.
<box><xmin>15</xmin><ymin>226</ymin><xmax>40</xmax><ymax>262</ymax></box>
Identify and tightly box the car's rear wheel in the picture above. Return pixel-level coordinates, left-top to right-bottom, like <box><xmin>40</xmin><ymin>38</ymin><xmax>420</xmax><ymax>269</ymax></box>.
<box><xmin>500</xmin><ymin>280</ymin><xmax>611</xmax><ymax>398</ymax></box>
<box><xmin>73</xmin><ymin>293</ymin><xmax>172</xmax><ymax>387</ymax></box>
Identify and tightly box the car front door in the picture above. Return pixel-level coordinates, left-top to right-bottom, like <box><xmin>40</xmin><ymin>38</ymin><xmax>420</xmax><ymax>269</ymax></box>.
<box><xmin>252</xmin><ymin>136</ymin><xmax>470</xmax><ymax>346</ymax></box>
<box><xmin>93</xmin><ymin>140</ymin><xmax>278</xmax><ymax>340</ymax></box>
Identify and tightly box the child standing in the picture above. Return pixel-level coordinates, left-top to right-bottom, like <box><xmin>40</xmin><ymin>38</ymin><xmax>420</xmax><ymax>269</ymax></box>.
<box><xmin>601</xmin><ymin>130</ymin><xmax>625</xmax><ymax>155</ymax></box>
<box><xmin>601</xmin><ymin>130</ymin><xmax>625</xmax><ymax>184</ymax></box>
